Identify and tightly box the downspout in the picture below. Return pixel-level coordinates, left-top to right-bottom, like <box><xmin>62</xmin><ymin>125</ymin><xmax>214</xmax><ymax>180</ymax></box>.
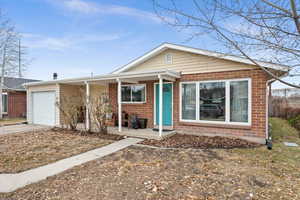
<box><xmin>266</xmin><ymin>79</ymin><xmax>275</xmax><ymax>149</ymax></box>
<box><xmin>265</xmin><ymin>71</ymin><xmax>289</xmax><ymax>150</ymax></box>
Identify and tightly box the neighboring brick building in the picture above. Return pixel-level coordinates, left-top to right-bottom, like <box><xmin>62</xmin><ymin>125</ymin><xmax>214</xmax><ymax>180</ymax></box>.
<box><xmin>2</xmin><ymin>77</ymin><xmax>40</xmax><ymax>118</ymax></box>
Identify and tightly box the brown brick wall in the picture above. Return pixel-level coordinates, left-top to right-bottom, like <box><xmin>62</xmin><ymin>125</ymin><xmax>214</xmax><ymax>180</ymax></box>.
<box><xmin>109</xmin><ymin>81</ymin><xmax>155</xmax><ymax>127</ymax></box>
<box><xmin>7</xmin><ymin>91</ymin><xmax>27</xmax><ymax>118</ymax></box>
<box><xmin>109</xmin><ymin>69</ymin><xmax>270</xmax><ymax>138</ymax></box>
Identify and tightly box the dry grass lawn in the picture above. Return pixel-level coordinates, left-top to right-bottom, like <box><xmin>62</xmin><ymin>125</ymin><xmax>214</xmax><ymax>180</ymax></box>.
<box><xmin>0</xmin><ymin>129</ymin><xmax>114</xmax><ymax>173</ymax></box>
<box><xmin>0</xmin><ymin>144</ymin><xmax>299</xmax><ymax>200</ymax></box>
<box><xmin>0</xmin><ymin>118</ymin><xmax>299</xmax><ymax>199</ymax></box>
<box><xmin>0</xmin><ymin>118</ymin><xmax>26</xmax><ymax>126</ymax></box>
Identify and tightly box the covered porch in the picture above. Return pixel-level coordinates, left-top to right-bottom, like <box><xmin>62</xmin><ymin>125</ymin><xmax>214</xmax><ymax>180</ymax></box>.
<box><xmin>61</xmin><ymin>70</ymin><xmax>181</xmax><ymax>139</ymax></box>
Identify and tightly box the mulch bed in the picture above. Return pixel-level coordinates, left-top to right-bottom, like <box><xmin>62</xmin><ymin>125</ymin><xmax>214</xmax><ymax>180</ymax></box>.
<box><xmin>141</xmin><ymin>134</ymin><xmax>262</xmax><ymax>149</ymax></box>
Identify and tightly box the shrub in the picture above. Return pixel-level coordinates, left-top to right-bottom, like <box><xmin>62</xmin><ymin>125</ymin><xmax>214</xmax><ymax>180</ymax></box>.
<box><xmin>288</xmin><ymin>115</ymin><xmax>300</xmax><ymax>135</ymax></box>
<box><xmin>56</xmin><ymin>93</ymin><xmax>85</xmax><ymax>130</ymax></box>
<box><xmin>89</xmin><ymin>93</ymin><xmax>112</xmax><ymax>134</ymax></box>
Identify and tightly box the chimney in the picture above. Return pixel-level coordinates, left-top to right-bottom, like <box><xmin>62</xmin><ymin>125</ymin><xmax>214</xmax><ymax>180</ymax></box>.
<box><xmin>53</xmin><ymin>73</ymin><xmax>58</xmax><ymax>80</ymax></box>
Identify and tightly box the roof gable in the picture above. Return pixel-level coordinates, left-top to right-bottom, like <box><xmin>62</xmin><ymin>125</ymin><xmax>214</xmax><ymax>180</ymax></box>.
<box><xmin>112</xmin><ymin>43</ymin><xmax>290</xmax><ymax>74</ymax></box>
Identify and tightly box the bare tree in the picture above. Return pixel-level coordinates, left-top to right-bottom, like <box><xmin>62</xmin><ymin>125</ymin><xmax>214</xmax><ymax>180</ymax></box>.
<box><xmin>89</xmin><ymin>93</ymin><xmax>112</xmax><ymax>134</ymax></box>
<box><xmin>152</xmin><ymin>0</ymin><xmax>300</xmax><ymax>88</ymax></box>
<box><xmin>0</xmin><ymin>11</ymin><xmax>27</xmax><ymax>119</ymax></box>
<box><xmin>56</xmin><ymin>92</ymin><xmax>85</xmax><ymax>130</ymax></box>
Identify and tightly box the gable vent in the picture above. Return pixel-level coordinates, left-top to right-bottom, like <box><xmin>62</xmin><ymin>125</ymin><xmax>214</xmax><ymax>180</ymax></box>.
<box><xmin>165</xmin><ymin>53</ymin><xmax>173</xmax><ymax>64</ymax></box>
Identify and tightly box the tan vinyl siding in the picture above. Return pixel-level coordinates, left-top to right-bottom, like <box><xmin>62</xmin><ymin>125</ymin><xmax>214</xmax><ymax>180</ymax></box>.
<box><xmin>59</xmin><ymin>84</ymin><xmax>108</xmax><ymax>125</ymax></box>
<box><xmin>59</xmin><ymin>84</ymin><xmax>83</xmax><ymax>125</ymax></box>
<box><xmin>59</xmin><ymin>84</ymin><xmax>82</xmax><ymax>98</ymax></box>
<box><xmin>90</xmin><ymin>84</ymin><xmax>108</xmax><ymax>99</ymax></box>
<box><xmin>126</xmin><ymin>49</ymin><xmax>258</xmax><ymax>74</ymax></box>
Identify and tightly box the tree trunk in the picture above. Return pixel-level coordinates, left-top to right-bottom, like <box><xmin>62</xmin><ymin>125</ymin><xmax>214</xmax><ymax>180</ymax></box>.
<box><xmin>0</xmin><ymin>47</ymin><xmax>6</xmax><ymax>120</ymax></box>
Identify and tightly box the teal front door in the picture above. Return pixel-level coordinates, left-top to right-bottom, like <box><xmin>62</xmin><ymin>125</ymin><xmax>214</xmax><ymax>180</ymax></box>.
<box><xmin>155</xmin><ymin>83</ymin><xmax>172</xmax><ymax>126</ymax></box>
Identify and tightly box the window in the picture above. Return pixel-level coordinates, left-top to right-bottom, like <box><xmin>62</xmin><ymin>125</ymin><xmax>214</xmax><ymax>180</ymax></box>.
<box><xmin>2</xmin><ymin>93</ymin><xmax>8</xmax><ymax>113</ymax></box>
<box><xmin>121</xmin><ymin>85</ymin><xmax>146</xmax><ymax>103</ymax></box>
<box><xmin>182</xmin><ymin>83</ymin><xmax>196</xmax><ymax>120</ymax></box>
<box><xmin>230</xmin><ymin>80</ymin><xmax>249</xmax><ymax>122</ymax></box>
<box><xmin>165</xmin><ymin>53</ymin><xmax>173</xmax><ymax>64</ymax></box>
<box><xmin>200</xmin><ymin>82</ymin><xmax>225</xmax><ymax>121</ymax></box>
<box><xmin>180</xmin><ymin>79</ymin><xmax>251</xmax><ymax>125</ymax></box>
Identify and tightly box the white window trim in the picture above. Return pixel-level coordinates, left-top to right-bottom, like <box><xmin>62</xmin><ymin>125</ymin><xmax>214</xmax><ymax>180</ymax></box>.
<box><xmin>179</xmin><ymin>78</ymin><xmax>252</xmax><ymax>126</ymax></box>
<box><xmin>121</xmin><ymin>84</ymin><xmax>147</xmax><ymax>104</ymax></box>
<box><xmin>2</xmin><ymin>92</ymin><xmax>8</xmax><ymax>114</ymax></box>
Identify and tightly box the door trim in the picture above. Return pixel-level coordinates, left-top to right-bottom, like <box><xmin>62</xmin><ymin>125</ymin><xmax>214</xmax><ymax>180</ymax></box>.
<box><xmin>153</xmin><ymin>82</ymin><xmax>173</xmax><ymax>127</ymax></box>
<box><xmin>31</xmin><ymin>90</ymin><xmax>56</xmax><ymax>126</ymax></box>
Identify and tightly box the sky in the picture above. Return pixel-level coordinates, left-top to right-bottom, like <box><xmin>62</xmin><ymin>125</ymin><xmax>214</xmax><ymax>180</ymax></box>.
<box><xmin>0</xmin><ymin>0</ymin><xmax>297</xmax><ymax>88</ymax></box>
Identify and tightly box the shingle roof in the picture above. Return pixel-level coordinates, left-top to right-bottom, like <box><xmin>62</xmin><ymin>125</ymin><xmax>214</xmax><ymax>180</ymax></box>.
<box><xmin>3</xmin><ymin>77</ymin><xmax>40</xmax><ymax>91</ymax></box>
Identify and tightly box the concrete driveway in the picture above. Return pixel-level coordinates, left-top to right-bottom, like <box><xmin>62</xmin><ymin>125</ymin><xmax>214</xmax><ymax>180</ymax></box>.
<box><xmin>0</xmin><ymin>124</ymin><xmax>51</xmax><ymax>136</ymax></box>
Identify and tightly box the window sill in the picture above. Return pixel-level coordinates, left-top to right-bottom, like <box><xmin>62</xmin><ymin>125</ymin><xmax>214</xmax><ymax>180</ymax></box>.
<box><xmin>179</xmin><ymin>120</ymin><xmax>252</xmax><ymax>130</ymax></box>
<box><xmin>121</xmin><ymin>102</ymin><xmax>147</xmax><ymax>105</ymax></box>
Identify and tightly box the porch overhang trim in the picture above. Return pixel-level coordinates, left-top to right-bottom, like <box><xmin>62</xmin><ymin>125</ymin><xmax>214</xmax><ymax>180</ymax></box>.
<box><xmin>24</xmin><ymin>70</ymin><xmax>181</xmax><ymax>87</ymax></box>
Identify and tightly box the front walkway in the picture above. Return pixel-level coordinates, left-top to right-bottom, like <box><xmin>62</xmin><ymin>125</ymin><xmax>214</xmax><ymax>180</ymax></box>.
<box><xmin>108</xmin><ymin>127</ymin><xmax>176</xmax><ymax>140</ymax></box>
<box><xmin>0</xmin><ymin>124</ymin><xmax>50</xmax><ymax>136</ymax></box>
<box><xmin>0</xmin><ymin>137</ymin><xmax>143</xmax><ymax>193</ymax></box>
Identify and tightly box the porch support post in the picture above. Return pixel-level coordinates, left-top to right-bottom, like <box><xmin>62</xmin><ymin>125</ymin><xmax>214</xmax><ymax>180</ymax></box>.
<box><xmin>85</xmin><ymin>81</ymin><xmax>90</xmax><ymax>131</ymax></box>
<box><xmin>158</xmin><ymin>75</ymin><xmax>163</xmax><ymax>137</ymax></box>
<box><xmin>117</xmin><ymin>78</ymin><xmax>122</xmax><ymax>132</ymax></box>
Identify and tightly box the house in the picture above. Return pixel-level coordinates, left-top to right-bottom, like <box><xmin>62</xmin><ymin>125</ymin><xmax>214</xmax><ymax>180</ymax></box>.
<box><xmin>24</xmin><ymin>43</ymin><xmax>289</xmax><ymax>143</ymax></box>
<box><xmin>2</xmin><ymin>77</ymin><xmax>40</xmax><ymax>118</ymax></box>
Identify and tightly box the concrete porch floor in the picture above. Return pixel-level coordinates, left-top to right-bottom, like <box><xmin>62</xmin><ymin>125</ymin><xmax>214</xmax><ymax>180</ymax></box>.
<box><xmin>77</xmin><ymin>124</ymin><xmax>176</xmax><ymax>140</ymax></box>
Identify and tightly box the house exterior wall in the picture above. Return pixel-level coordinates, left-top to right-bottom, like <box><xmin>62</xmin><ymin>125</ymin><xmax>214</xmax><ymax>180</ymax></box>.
<box><xmin>109</xmin><ymin>80</ymin><xmax>155</xmax><ymax>127</ymax></box>
<box><xmin>26</xmin><ymin>83</ymin><xmax>108</xmax><ymax>126</ymax></box>
<box><xmin>90</xmin><ymin>84</ymin><xmax>108</xmax><ymax>99</ymax></box>
<box><xmin>59</xmin><ymin>84</ymin><xmax>108</xmax><ymax>125</ymax></box>
<box><xmin>126</xmin><ymin>49</ymin><xmax>258</xmax><ymax>74</ymax></box>
<box><xmin>59</xmin><ymin>84</ymin><xmax>83</xmax><ymax>125</ymax></box>
<box><xmin>7</xmin><ymin>91</ymin><xmax>27</xmax><ymax>118</ymax></box>
<box><xmin>109</xmin><ymin>68</ymin><xmax>270</xmax><ymax>139</ymax></box>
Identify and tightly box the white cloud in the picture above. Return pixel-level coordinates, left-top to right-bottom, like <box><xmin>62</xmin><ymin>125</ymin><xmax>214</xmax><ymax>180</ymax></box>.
<box><xmin>22</xmin><ymin>33</ymin><xmax>121</xmax><ymax>51</ymax></box>
<box><xmin>62</xmin><ymin>0</ymin><xmax>99</xmax><ymax>14</ymax></box>
<box><xmin>48</xmin><ymin>0</ymin><xmax>163</xmax><ymax>23</ymax></box>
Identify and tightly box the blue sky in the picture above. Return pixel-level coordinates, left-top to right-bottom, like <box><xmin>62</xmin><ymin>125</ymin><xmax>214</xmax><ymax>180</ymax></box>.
<box><xmin>1</xmin><ymin>0</ymin><xmax>296</xmax><ymax>88</ymax></box>
<box><xmin>1</xmin><ymin>0</ymin><xmax>216</xmax><ymax>81</ymax></box>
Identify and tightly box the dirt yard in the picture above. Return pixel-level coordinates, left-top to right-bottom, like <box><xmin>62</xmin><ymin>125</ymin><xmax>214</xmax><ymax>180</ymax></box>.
<box><xmin>0</xmin><ymin>118</ymin><xmax>299</xmax><ymax>199</ymax></box>
<box><xmin>0</xmin><ymin>129</ymin><xmax>117</xmax><ymax>173</ymax></box>
<box><xmin>0</xmin><ymin>144</ymin><xmax>299</xmax><ymax>200</ymax></box>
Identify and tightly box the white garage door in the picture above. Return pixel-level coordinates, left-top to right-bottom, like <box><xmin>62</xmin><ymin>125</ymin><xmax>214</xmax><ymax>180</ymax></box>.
<box><xmin>32</xmin><ymin>91</ymin><xmax>56</xmax><ymax>126</ymax></box>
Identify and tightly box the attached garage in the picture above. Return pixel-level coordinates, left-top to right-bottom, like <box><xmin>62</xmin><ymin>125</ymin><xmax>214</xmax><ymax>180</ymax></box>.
<box><xmin>25</xmin><ymin>83</ymin><xmax>60</xmax><ymax>126</ymax></box>
<box><xmin>32</xmin><ymin>91</ymin><xmax>56</xmax><ymax>126</ymax></box>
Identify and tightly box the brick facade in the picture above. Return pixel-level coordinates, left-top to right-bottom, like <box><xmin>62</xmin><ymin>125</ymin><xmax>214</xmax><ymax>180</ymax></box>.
<box><xmin>109</xmin><ymin>69</ymin><xmax>271</xmax><ymax>139</ymax></box>
<box><xmin>6</xmin><ymin>91</ymin><xmax>27</xmax><ymax>118</ymax></box>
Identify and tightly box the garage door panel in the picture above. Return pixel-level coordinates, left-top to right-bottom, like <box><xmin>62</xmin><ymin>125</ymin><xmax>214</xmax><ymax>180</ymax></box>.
<box><xmin>32</xmin><ymin>91</ymin><xmax>56</xmax><ymax>126</ymax></box>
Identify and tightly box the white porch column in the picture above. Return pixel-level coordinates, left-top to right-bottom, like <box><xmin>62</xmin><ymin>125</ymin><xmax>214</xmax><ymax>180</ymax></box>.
<box><xmin>85</xmin><ymin>81</ymin><xmax>90</xmax><ymax>131</ymax></box>
<box><xmin>158</xmin><ymin>75</ymin><xmax>163</xmax><ymax>137</ymax></box>
<box><xmin>117</xmin><ymin>79</ymin><xmax>122</xmax><ymax>132</ymax></box>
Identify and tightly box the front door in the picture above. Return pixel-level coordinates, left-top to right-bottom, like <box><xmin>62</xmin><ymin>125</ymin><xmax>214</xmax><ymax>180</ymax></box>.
<box><xmin>155</xmin><ymin>83</ymin><xmax>172</xmax><ymax>126</ymax></box>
